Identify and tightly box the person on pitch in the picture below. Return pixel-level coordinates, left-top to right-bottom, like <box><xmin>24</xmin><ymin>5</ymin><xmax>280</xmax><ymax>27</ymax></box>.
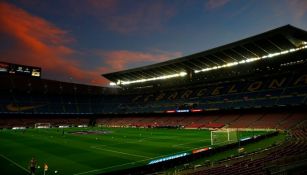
<box><xmin>29</xmin><ymin>156</ymin><xmax>37</xmax><ymax>175</ymax></box>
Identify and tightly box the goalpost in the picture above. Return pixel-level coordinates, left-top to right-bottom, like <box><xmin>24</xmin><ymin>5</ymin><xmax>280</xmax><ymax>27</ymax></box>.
<box><xmin>211</xmin><ymin>129</ymin><xmax>238</xmax><ymax>145</ymax></box>
<box><xmin>34</xmin><ymin>123</ymin><xmax>51</xmax><ymax>129</ymax></box>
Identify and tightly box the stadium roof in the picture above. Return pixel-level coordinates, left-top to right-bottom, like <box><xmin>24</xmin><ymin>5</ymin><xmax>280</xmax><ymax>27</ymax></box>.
<box><xmin>102</xmin><ymin>25</ymin><xmax>307</xmax><ymax>86</ymax></box>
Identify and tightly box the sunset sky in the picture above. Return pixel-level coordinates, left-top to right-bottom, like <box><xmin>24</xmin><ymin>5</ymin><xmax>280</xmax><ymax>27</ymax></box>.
<box><xmin>1</xmin><ymin>0</ymin><xmax>307</xmax><ymax>86</ymax></box>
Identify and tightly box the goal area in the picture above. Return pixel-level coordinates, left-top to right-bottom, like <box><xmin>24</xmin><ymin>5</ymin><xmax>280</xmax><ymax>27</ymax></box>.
<box><xmin>211</xmin><ymin>129</ymin><xmax>238</xmax><ymax>145</ymax></box>
<box><xmin>34</xmin><ymin>123</ymin><xmax>51</xmax><ymax>129</ymax></box>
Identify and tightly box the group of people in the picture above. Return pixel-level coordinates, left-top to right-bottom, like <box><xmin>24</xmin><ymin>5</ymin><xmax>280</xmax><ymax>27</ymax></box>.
<box><xmin>29</xmin><ymin>157</ymin><xmax>48</xmax><ymax>175</ymax></box>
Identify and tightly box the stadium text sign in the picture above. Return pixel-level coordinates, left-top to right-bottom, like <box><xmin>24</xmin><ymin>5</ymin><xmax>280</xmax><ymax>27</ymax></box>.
<box><xmin>0</xmin><ymin>62</ymin><xmax>41</xmax><ymax>77</ymax></box>
<box><xmin>165</xmin><ymin>109</ymin><xmax>203</xmax><ymax>113</ymax></box>
<box><xmin>192</xmin><ymin>147</ymin><xmax>212</xmax><ymax>154</ymax></box>
<box><xmin>240</xmin><ymin>137</ymin><xmax>252</xmax><ymax>141</ymax></box>
<box><xmin>148</xmin><ymin>152</ymin><xmax>190</xmax><ymax>165</ymax></box>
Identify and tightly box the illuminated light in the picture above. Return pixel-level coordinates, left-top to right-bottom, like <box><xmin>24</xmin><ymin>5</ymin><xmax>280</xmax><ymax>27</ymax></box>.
<box><xmin>245</xmin><ymin>58</ymin><xmax>254</xmax><ymax>63</ymax></box>
<box><xmin>225</xmin><ymin>62</ymin><xmax>238</xmax><ymax>67</ymax></box>
<box><xmin>269</xmin><ymin>53</ymin><xmax>280</xmax><ymax>57</ymax></box>
<box><xmin>179</xmin><ymin>71</ymin><xmax>187</xmax><ymax>77</ymax></box>
<box><xmin>176</xmin><ymin>109</ymin><xmax>190</xmax><ymax>113</ymax></box>
<box><xmin>239</xmin><ymin>60</ymin><xmax>246</xmax><ymax>64</ymax></box>
<box><xmin>148</xmin><ymin>153</ymin><xmax>189</xmax><ymax>165</ymax></box>
<box><xmin>191</xmin><ymin>109</ymin><xmax>203</xmax><ymax>112</ymax></box>
<box><xmin>192</xmin><ymin>147</ymin><xmax>212</xmax><ymax>154</ymax></box>
<box><xmin>120</xmin><ymin>71</ymin><xmax>187</xmax><ymax>85</ymax></box>
<box><xmin>109</xmin><ymin>82</ymin><xmax>116</xmax><ymax>86</ymax></box>
<box><xmin>262</xmin><ymin>55</ymin><xmax>268</xmax><ymax>59</ymax></box>
<box><xmin>289</xmin><ymin>48</ymin><xmax>296</xmax><ymax>52</ymax></box>
<box><xmin>165</xmin><ymin>110</ymin><xmax>176</xmax><ymax>113</ymax></box>
<box><xmin>240</xmin><ymin>137</ymin><xmax>252</xmax><ymax>141</ymax></box>
<box><xmin>195</xmin><ymin>45</ymin><xmax>307</xmax><ymax>74</ymax></box>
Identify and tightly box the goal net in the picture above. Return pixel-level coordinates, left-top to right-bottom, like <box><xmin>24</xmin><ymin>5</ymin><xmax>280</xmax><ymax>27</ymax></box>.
<box><xmin>34</xmin><ymin>123</ymin><xmax>51</xmax><ymax>129</ymax></box>
<box><xmin>211</xmin><ymin>129</ymin><xmax>238</xmax><ymax>146</ymax></box>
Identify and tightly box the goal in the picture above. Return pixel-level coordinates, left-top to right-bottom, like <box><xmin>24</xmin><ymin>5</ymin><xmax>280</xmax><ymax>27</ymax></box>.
<box><xmin>211</xmin><ymin>129</ymin><xmax>238</xmax><ymax>145</ymax></box>
<box><xmin>34</xmin><ymin>123</ymin><xmax>51</xmax><ymax>129</ymax></box>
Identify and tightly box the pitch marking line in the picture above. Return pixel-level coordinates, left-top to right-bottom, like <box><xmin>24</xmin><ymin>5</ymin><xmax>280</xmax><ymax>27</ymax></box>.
<box><xmin>91</xmin><ymin>146</ymin><xmax>150</xmax><ymax>159</ymax></box>
<box><xmin>0</xmin><ymin>154</ymin><xmax>30</xmax><ymax>173</ymax></box>
<box><xmin>73</xmin><ymin>157</ymin><xmax>152</xmax><ymax>175</ymax></box>
<box><xmin>172</xmin><ymin>138</ymin><xmax>211</xmax><ymax>147</ymax></box>
<box><xmin>75</xmin><ymin>142</ymin><xmax>213</xmax><ymax>175</ymax></box>
<box><xmin>74</xmin><ymin>149</ymin><xmax>186</xmax><ymax>175</ymax></box>
<box><xmin>76</xmin><ymin>137</ymin><xmax>231</xmax><ymax>175</ymax></box>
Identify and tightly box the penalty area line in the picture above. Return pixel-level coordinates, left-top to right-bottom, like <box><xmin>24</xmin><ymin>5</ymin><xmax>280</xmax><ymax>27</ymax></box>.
<box><xmin>73</xmin><ymin>158</ymin><xmax>152</xmax><ymax>175</ymax></box>
<box><xmin>91</xmin><ymin>146</ymin><xmax>150</xmax><ymax>159</ymax></box>
<box><xmin>0</xmin><ymin>154</ymin><xmax>30</xmax><ymax>173</ymax></box>
<box><xmin>75</xmin><ymin>142</ymin><xmax>213</xmax><ymax>175</ymax></box>
<box><xmin>172</xmin><ymin>138</ymin><xmax>211</xmax><ymax>147</ymax></box>
<box><xmin>76</xmin><ymin>139</ymin><xmax>231</xmax><ymax>175</ymax></box>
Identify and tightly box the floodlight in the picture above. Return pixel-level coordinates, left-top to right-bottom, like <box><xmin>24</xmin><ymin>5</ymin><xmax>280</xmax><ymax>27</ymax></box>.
<box><xmin>179</xmin><ymin>72</ymin><xmax>187</xmax><ymax>77</ymax></box>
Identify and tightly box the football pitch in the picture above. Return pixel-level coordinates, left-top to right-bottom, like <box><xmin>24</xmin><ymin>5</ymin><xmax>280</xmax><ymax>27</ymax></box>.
<box><xmin>0</xmin><ymin>127</ymin><xmax>268</xmax><ymax>175</ymax></box>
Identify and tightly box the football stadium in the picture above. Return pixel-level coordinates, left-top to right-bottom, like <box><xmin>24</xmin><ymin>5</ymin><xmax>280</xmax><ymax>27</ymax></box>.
<box><xmin>1</xmin><ymin>25</ymin><xmax>307</xmax><ymax>175</ymax></box>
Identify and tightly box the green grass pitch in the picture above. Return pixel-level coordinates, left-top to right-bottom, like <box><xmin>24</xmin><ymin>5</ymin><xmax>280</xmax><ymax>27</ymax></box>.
<box><xmin>0</xmin><ymin>127</ymin><xmax>267</xmax><ymax>175</ymax></box>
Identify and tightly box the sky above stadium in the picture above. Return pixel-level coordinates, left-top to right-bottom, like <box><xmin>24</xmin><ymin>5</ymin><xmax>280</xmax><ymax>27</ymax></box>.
<box><xmin>1</xmin><ymin>0</ymin><xmax>307</xmax><ymax>86</ymax></box>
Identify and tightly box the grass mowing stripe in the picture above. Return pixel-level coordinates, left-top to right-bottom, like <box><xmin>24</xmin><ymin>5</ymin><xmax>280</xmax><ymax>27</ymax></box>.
<box><xmin>1</xmin><ymin>128</ymin><xmax>268</xmax><ymax>175</ymax></box>
<box><xmin>172</xmin><ymin>138</ymin><xmax>211</xmax><ymax>147</ymax></box>
<box><xmin>73</xmin><ymin>156</ymin><xmax>155</xmax><ymax>175</ymax></box>
<box><xmin>91</xmin><ymin>146</ymin><xmax>150</xmax><ymax>159</ymax></box>
<box><xmin>75</xmin><ymin>139</ymin><xmax>225</xmax><ymax>175</ymax></box>
<box><xmin>79</xmin><ymin>142</ymin><xmax>220</xmax><ymax>175</ymax></box>
<box><xmin>0</xmin><ymin>154</ymin><xmax>29</xmax><ymax>173</ymax></box>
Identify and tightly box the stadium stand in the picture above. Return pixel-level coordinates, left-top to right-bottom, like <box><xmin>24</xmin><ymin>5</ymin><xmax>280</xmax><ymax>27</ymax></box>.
<box><xmin>1</xmin><ymin>69</ymin><xmax>307</xmax><ymax>115</ymax></box>
<box><xmin>186</xmin><ymin>124</ymin><xmax>307</xmax><ymax>175</ymax></box>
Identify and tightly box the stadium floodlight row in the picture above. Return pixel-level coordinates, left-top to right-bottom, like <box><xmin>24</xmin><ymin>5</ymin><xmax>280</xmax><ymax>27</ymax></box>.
<box><xmin>110</xmin><ymin>42</ymin><xmax>307</xmax><ymax>86</ymax></box>
<box><xmin>103</xmin><ymin>25</ymin><xmax>307</xmax><ymax>87</ymax></box>
<box><xmin>194</xmin><ymin>42</ymin><xmax>307</xmax><ymax>73</ymax></box>
<box><xmin>110</xmin><ymin>71</ymin><xmax>187</xmax><ymax>86</ymax></box>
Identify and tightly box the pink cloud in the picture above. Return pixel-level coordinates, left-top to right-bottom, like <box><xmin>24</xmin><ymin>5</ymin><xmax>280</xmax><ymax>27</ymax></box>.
<box><xmin>205</xmin><ymin>0</ymin><xmax>230</xmax><ymax>10</ymax></box>
<box><xmin>0</xmin><ymin>1</ymin><xmax>108</xmax><ymax>86</ymax></box>
<box><xmin>0</xmin><ymin>1</ymin><xmax>182</xmax><ymax>85</ymax></box>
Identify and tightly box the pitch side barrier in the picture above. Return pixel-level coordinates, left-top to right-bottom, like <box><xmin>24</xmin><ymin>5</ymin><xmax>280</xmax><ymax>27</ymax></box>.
<box><xmin>98</xmin><ymin>131</ymin><xmax>279</xmax><ymax>175</ymax></box>
<box><xmin>227</xmin><ymin>128</ymin><xmax>277</xmax><ymax>132</ymax></box>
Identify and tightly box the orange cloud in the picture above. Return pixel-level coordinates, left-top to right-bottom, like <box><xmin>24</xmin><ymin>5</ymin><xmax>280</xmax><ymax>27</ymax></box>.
<box><xmin>0</xmin><ymin>1</ymin><xmax>108</xmax><ymax>86</ymax></box>
<box><xmin>205</xmin><ymin>0</ymin><xmax>230</xmax><ymax>10</ymax></box>
<box><xmin>0</xmin><ymin>2</ymin><xmax>181</xmax><ymax>86</ymax></box>
<box><xmin>98</xmin><ymin>50</ymin><xmax>182</xmax><ymax>71</ymax></box>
